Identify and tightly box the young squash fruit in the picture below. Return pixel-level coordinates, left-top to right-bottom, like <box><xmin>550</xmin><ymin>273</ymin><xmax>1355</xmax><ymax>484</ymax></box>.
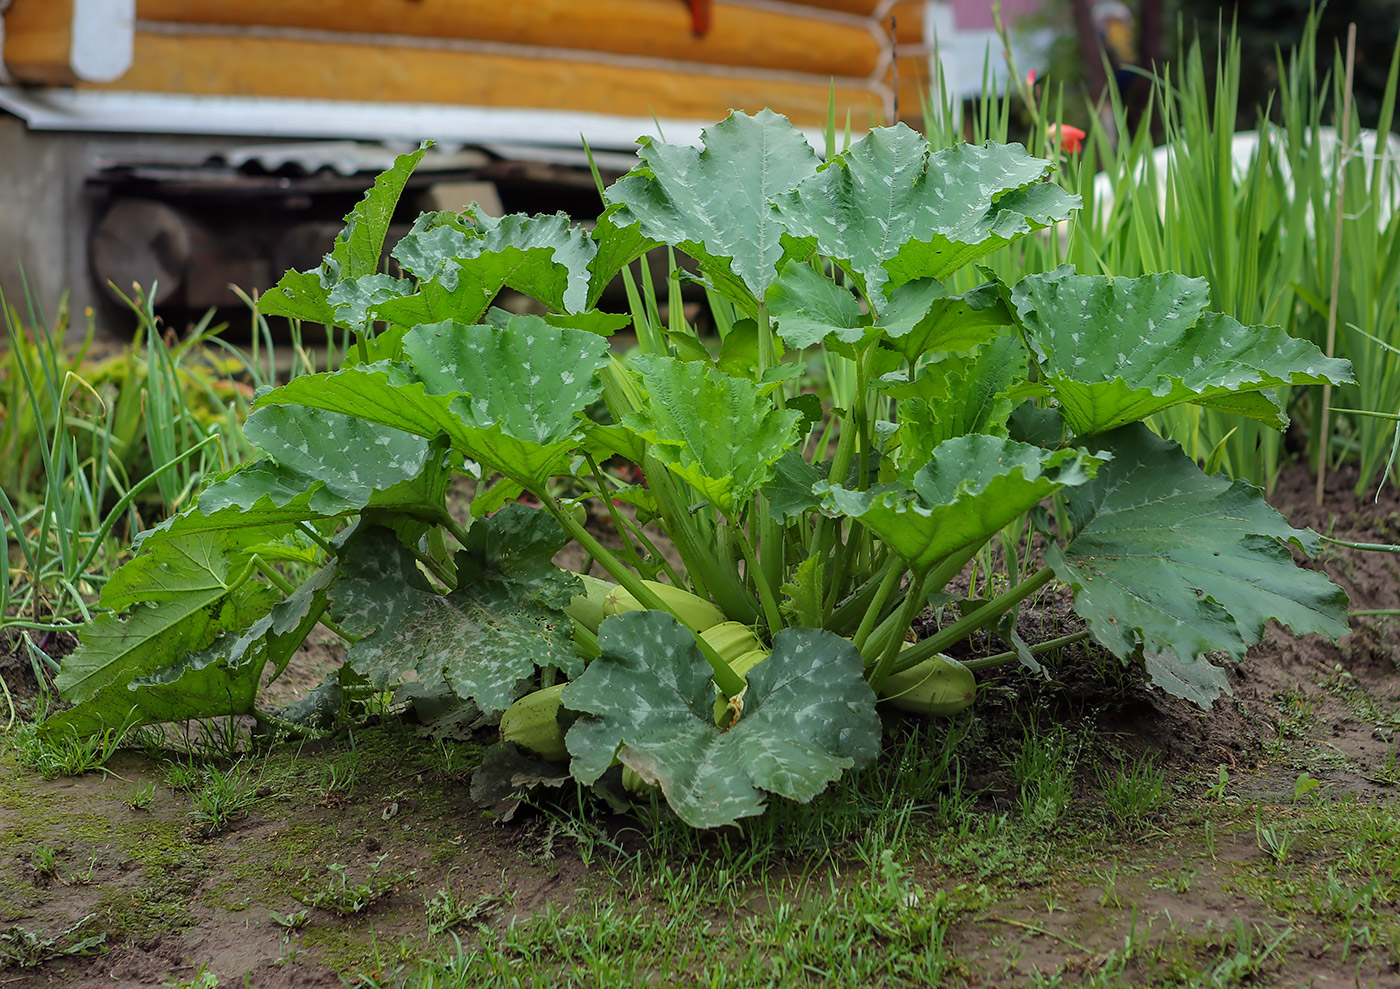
<box><xmin>562</xmin><ymin>573</ymin><xmax>617</xmax><ymax>633</ymax></box>
<box><xmin>698</xmin><ymin>621</ymin><xmax>765</xmax><ymax>661</ymax></box>
<box><xmin>499</xmin><ymin>683</ymin><xmax>572</xmax><ymax>762</ymax></box>
<box><xmin>877</xmin><ymin>653</ymin><xmax>976</xmax><ymax>717</ymax></box>
<box><xmin>602</xmin><ymin>580</ymin><xmax>726</xmax><ymax>631</ymax></box>
<box><xmin>712</xmin><ymin>648</ymin><xmax>768</xmax><ymax>724</ymax></box>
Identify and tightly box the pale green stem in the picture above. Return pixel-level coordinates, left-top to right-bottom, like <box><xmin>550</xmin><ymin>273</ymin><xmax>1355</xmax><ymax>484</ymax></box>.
<box><xmin>1320</xmin><ymin>536</ymin><xmax>1400</xmax><ymax>554</ymax></box>
<box><xmin>537</xmin><ymin>486</ymin><xmax>746</xmax><ymax>697</ymax></box>
<box><xmin>574</xmin><ymin>477</ymin><xmax>683</xmax><ymax>587</ymax></box>
<box><xmin>410</xmin><ymin>544</ymin><xmax>456</xmax><ymax>589</ymax></box>
<box><xmin>894</xmin><ymin>566</ymin><xmax>1056</xmax><ymax>674</ymax></box>
<box><xmin>753</xmin><ymin>303</ymin><xmax>785</xmax><ymax>606</ymax></box>
<box><xmin>252</xmin><ymin>557</ymin><xmax>356</xmax><ymax>643</ymax></box>
<box><xmin>826</xmin><ymin>557</ymin><xmax>897</xmax><ymax>636</ymax></box>
<box><xmin>817</xmin><ymin>344</ymin><xmax>874</xmax><ymax>617</ymax></box>
<box><xmin>438</xmin><ymin>511</ymin><xmax>472</xmax><ymax>551</ymax></box>
<box><xmin>961</xmin><ymin>630</ymin><xmax>1092</xmax><ymax>672</ymax></box>
<box><xmin>731</xmin><ymin>518</ymin><xmax>784</xmax><ymax>633</ymax></box>
<box><xmin>645</xmin><ymin>462</ymin><xmax>757</xmax><ymax>623</ymax></box>
<box><xmin>581</xmin><ymin>455</ymin><xmax>649</xmax><ymax>574</ymax></box>
<box><xmin>296</xmin><ymin>521</ymin><xmax>336</xmax><ymax>557</ymax></box>
<box><xmin>851</xmin><ymin>563</ymin><xmax>905</xmax><ymax>652</ymax></box>
<box><xmin>866</xmin><ymin>571</ymin><xmax>929</xmax><ymax>692</ymax></box>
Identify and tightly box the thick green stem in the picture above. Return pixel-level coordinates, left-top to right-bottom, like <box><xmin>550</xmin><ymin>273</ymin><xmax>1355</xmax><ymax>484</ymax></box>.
<box><xmin>252</xmin><ymin>556</ymin><xmax>355</xmax><ymax>649</ymax></box>
<box><xmin>574</xmin><ymin>481</ymin><xmax>683</xmax><ymax>586</ymax></box>
<box><xmin>538</xmin><ymin>486</ymin><xmax>746</xmax><ymax>697</ymax></box>
<box><xmin>860</xmin><ymin>546</ymin><xmax>979</xmax><ymax>657</ymax></box>
<box><xmin>756</xmin><ymin>496</ymin><xmax>785</xmax><ymax>628</ymax></box>
<box><xmin>895</xmin><ymin>566</ymin><xmax>1056</xmax><ymax>675</ymax></box>
<box><xmin>756</xmin><ymin>302</ymin><xmax>778</xmax><ymax>387</ymax></box>
<box><xmin>732</xmin><ymin>519</ymin><xmax>784</xmax><ymax>633</ymax></box>
<box><xmin>251</xmin><ymin>556</ymin><xmax>297</xmax><ymax>597</ymax></box>
<box><xmin>753</xmin><ymin>303</ymin><xmax>786</xmax><ymax>609</ymax></box>
<box><xmin>827</xmin><ymin>556</ymin><xmax>897</xmax><ymax>635</ymax></box>
<box><xmin>1320</xmin><ymin>536</ymin><xmax>1400</xmax><ymax>554</ymax></box>
<box><xmin>646</xmin><ymin>462</ymin><xmax>757</xmax><ymax>623</ymax></box>
<box><xmin>407</xmin><ymin>543</ymin><xmax>455</xmax><ymax>589</ymax></box>
<box><xmin>851</xmin><ymin>562</ymin><xmax>905</xmax><ymax>652</ymax></box>
<box><xmin>817</xmin><ymin>345</ymin><xmax>875</xmax><ymax>619</ymax></box>
<box><xmin>581</xmin><ymin>456</ymin><xmax>649</xmax><ymax>574</ymax></box>
<box><xmin>866</xmin><ymin>571</ymin><xmax>929</xmax><ymax>692</ymax></box>
<box><xmin>823</xmin><ymin>526</ymin><xmax>861</xmax><ymax>615</ymax></box>
<box><xmin>438</xmin><ymin>512</ymin><xmax>472</xmax><ymax>551</ymax></box>
<box><xmin>296</xmin><ymin>521</ymin><xmax>336</xmax><ymax>557</ymax></box>
<box><xmin>923</xmin><ymin>544</ymin><xmax>985</xmax><ymax>599</ymax></box>
<box><xmin>961</xmin><ymin>630</ymin><xmax>1092</xmax><ymax>672</ymax></box>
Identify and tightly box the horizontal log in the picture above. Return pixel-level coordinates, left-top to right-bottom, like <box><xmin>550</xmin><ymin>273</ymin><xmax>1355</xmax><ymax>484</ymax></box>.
<box><xmin>3</xmin><ymin>0</ymin><xmax>73</xmax><ymax>85</ymax></box>
<box><xmin>135</xmin><ymin>0</ymin><xmax>886</xmax><ymax>79</ymax></box>
<box><xmin>784</xmin><ymin>0</ymin><xmax>884</xmax><ymax>15</ymax></box>
<box><xmin>891</xmin><ymin>2</ymin><xmax>926</xmax><ymax>44</ymax></box>
<box><xmin>86</xmin><ymin>32</ymin><xmax>884</xmax><ymax>129</ymax></box>
<box><xmin>4</xmin><ymin>0</ymin><xmax>134</xmax><ymax>84</ymax></box>
<box><xmin>896</xmin><ymin>57</ymin><xmax>932</xmax><ymax>123</ymax></box>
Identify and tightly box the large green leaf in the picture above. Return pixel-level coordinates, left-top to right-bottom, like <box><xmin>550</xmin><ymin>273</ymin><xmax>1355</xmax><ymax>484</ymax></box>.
<box><xmin>1047</xmin><ymin>424</ymin><xmax>1351</xmax><ymax>706</ymax></box>
<box><xmin>563</xmin><ymin>612</ymin><xmax>880</xmax><ymax>829</ymax></box>
<box><xmin>622</xmin><ymin>356</ymin><xmax>801</xmax><ymax>514</ymax></box>
<box><xmin>765</xmin><ymin>262</ymin><xmax>869</xmax><ymax>351</ymax></box>
<box><xmin>140</xmin><ymin>410</ymin><xmax>450</xmax><ymax>546</ymax></box>
<box><xmin>387</xmin><ymin>209</ymin><xmax>598</xmax><ymax>317</ymax></box>
<box><xmin>260</xmin><ymin>144</ymin><xmax>427</xmax><ymax>326</ymax></box>
<box><xmin>98</xmin><ymin>530</ymin><xmax>250</xmax><ymax>614</ymax></box>
<box><xmin>53</xmin><ymin>531</ymin><xmax>276</xmax><ymax>702</ymax></box>
<box><xmin>819</xmin><ymin>436</ymin><xmax>1102</xmax><ymax>572</ymax></box>
<box><xmin>774</xmin><ymin>129</ymin><xmax>1078</xmax><ymax>298</ymax></box>
<box><xmin>326</xmin><ymin>274</ymin><xmax>415</xmax><ymax>331</ymax></box>
<box><xmin>876</xmin><ymin>279</ymin><xmax>1015</xmax><ymax>362</ymax></box>
<box><xmin>1012</xmin><ymin>268</ymin><xmax>1355</xmax><ymax>435</ymax></box>
<box><xmin>43</xmin><ymin>583</ymin><xmax>279</xmax><ymax>737</ymax></box>
<box><xmin>255</xmin><ymin>362</ymin><xmax>469</xmax><ymax>444</ymax></box>
<box><xmin>257</xmin><ymin>316</ymin><xmax>609</xmax><ymax>482</ymax></box>
<box><xmin>243</xmin><ymin>405</ymin><xmax>435</xmax><ymax>503</ymax></box>
<box><xmin>888</xmin><ymin>336</ymin><xmax>1028</xmax><ymax>479</ymax></box>
<box><xmin>587</xmin><ymin>204</ymin><xmax>662</xmax><ymax>309</ymax></box>
<box><xmin>605</xmin><ymin>110</ymin><xmax>820</xmax><ymax>309</ymax></box>
<box><xmin>762</xmin><ymin>450</ymin><xmax>828</xmax><ymax>523</ymax></box>
<box><xmin>402</xmin><ymin>317</ymin><xmax>608</xmax><ymax>448</ymax></box>
<box><xmin>50</xmin><ymin>565</ymin><xmax>332</xmax><ymax>736</ymax></box>
<box><xmin>56</xmin><ymin>524</ymin><xmax>312</xmax><ymax>719</ymax></box>
<box><xmin>330</xmin><ymin>510</ymin><xmax>581</xmax><ymax>716</ymax></box>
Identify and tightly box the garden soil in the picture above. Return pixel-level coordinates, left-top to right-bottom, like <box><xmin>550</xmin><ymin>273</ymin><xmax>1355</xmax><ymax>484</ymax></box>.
<box><xmin>1</xmin><ymin>460</ymin><xmax>1398</xmax><ymax>987</ymax></box>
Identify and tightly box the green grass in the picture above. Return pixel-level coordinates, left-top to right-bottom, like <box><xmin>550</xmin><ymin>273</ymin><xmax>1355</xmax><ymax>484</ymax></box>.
<box><xmin>1096</xmin><ymin>752</ymin><xmax>1170</xmax><ymax>827</ymax></box>
<box><xmin>380</xmin><ymin>850</ymin><xmax>969</xmax><ymax>989</ymax></box>
<box><xmin>7</xmin><ymin>718</ymin><xmax>128</xmax><ymax>778</ymax></box>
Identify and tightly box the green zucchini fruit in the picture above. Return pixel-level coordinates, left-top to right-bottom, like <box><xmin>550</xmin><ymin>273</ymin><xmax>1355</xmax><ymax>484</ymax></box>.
<box><xmin>602</xmin><ymin>580</ymin><xmax>726</xmax><ymax>631</ymax></box>
<box><xmin>698</xmin><ymin>621</ymin><xmax>765</xmax><ymax>662</ymax></box>
<box><xmin>621</xmin><ymin>765</ymin><xmax>658</xmax><ymax>796</ymax></box>
<box><xmin>713</xmin><ymin>649</ymin><xmax>769</xmax><ymax>724</ymax></box>
<box><xmin>877</xmin><ymin>653</ymin><xmax>976</xmax><ymax>717</ymax></box>
<box><xmin>499</xmin><ymin>683</ymin><xmax>571</xmax><ymax>762</ymax></box>
<box><xmin>563</xmin><ymin>573</ymin><xmax>617</xmax><ymax>634</ymax></box>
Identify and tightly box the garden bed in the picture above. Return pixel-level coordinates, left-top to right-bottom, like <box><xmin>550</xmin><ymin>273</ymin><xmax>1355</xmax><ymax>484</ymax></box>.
<box><xmin>1</xmin><ymin>459</ymin><xmax>1396</xmax><ymax>988</ymax></box>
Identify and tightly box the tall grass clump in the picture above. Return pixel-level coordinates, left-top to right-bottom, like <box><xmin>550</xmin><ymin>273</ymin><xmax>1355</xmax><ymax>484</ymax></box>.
<box><xmin>0</xmin><ymin>282</ymin><xmax>254</xmax><ymax>630</ymax></box>
<box><xmin>925</xmin><ymin>12</ymin><xmax>1400</xmax><ymax>495</ymax></box>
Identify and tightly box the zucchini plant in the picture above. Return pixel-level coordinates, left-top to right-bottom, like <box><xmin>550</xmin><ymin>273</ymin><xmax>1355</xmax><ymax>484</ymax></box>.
<box><xmin>46</xmin><ymin>112</ymin><xmax>1353</xmax><ymax>828</ymax></box>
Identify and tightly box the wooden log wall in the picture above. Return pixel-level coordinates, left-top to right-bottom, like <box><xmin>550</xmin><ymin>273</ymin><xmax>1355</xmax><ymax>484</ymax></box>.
<box><xmin>10</xmin><ymin>0</ymin><xmax>942</xmax><ymax>131</ymax></box>
<box><xmin>3</xmin><ymin>0</ymin><xmax>133</xmax><ymax>85</ymax></box>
